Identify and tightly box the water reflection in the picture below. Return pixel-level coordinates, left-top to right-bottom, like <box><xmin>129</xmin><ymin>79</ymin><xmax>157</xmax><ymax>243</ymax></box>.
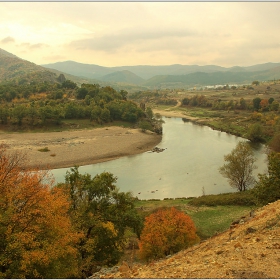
<box><xmin>51</xmin><ymin>117</ymin><xmax>267</xmax><ymax>200</ymax></box>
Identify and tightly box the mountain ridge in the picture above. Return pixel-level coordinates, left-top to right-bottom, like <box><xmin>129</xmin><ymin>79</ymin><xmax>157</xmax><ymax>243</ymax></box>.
<box><xmin>43</xmin><ymin>60</ymin><xmax>280</xmax><ymax>88</ymax></box>
<box><xmin>1</xmin><ymin>48</ymin><xmax>280</xmax><ymax>89</ymax></box>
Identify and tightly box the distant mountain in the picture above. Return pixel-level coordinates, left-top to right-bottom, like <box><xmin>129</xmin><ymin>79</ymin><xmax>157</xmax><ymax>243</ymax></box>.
<box><xmin>100</xmin><ymin>70</ymin><xmax>144</xmax><ymax>85</ymax></box>
<box><xmin>42</xmin><ymin>61</ymin><xmax>229</xmax><ymax>80</ymax></box>
<box><xmin>41</xmin><ymin>61</ymin><xmax>113</xmax><ymax>80</ymax></box>
<box><xmin>2</xmin><ymin>48</ymin><xmax>280</xmax><ymax>89</ymax></box>
<box><xmin>42</xmin><ymin>60</ymin><xmax>280</xmax><ymax>88</ymax></box>
<box><xmin>142</xmin><ymin>69</ymin><xmax>280</xmax><ymax>88</ymax></box>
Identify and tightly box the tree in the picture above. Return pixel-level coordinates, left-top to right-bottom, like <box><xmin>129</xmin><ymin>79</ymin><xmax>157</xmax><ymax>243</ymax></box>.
<box><xmin>252</xmin><ymin>80</ymin><xmax>260</xmax><ymax>86</ymax></box>
<box><xmin>62</xmin><ymin>79</ymin><xmax>77</xmax><ymax>89</ymax></box>
<box><xmin>145</xmin><ymin>107</ymin><xmax>153</xmax><ymax>119</ymax></box>
<box><xmin>139</xmin><ymin>207</ymin><xmax>199</xmax><ymax>261</ymax></box>
<box><xmin>268</xmin><ymin>133</ymin><xmax>280</xmax><ymax>153</ymax></box>
<box><xmin>252</xmin><ymin>97</ymin><xmax>262</xmax><ymax>110</ymax></box>
<box><xmin>139</xmin><ymin>120</ymin><xmax>153</xmax><ymax>132</ymax></box>
<box><xmin>12</xmin><ymin>105</ymin><xmax>26</xmax><ymax>126</ymax></box>
<box><xmin>58</xmin><ymin>167</ymin><xmax>142</xmax><ymax>278</ymax></box>
<box><xmin>247</xmin><ymin>123</ymin><xmax>263</xmax><ymax>142</ymax></box>
<box><xmin>260</xmin><ymin>99</ymin><xmax>269</xmax><ymax>111</ymax></box>
<box><xmin>252</xmin><ymin>152</ymin><xmax>280</xmax><ymax>205</ymax></box>
<box><xmin>219</xmin><ymin>141</ymin><xmax>257</xmax><ymax>191</ymax></box>
<box><xmin>0</xmin><ymin>145</ymin><xmax>80</xmax><ymax>278</ymax></box>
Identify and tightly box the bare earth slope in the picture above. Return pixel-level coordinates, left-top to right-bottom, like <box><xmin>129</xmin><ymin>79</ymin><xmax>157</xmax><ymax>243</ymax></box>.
<box><xmin>0</xmin><ymin>127</ymin><xmax>161</xmax><ymax>169</ymax></box>
<box><xmin>94</xmin><ymin>200</ymin><xmax>280</xmax><ymax>279</ymax></box>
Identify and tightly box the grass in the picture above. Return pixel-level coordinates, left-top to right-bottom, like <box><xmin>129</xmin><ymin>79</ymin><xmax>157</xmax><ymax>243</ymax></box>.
<box><xmin>187</xmin><ymin>205</ymin><xmax>251</xmax><ymax>239</ymax></box>
<box><xmin>134</xmin><ymin>192</ymin><xmax>255</xmax><ymax>240</ymax></box>
<box><xmin>188</xmin><ymin>191</ymin><xmax>256</xmax><ymax>207</ymax></box>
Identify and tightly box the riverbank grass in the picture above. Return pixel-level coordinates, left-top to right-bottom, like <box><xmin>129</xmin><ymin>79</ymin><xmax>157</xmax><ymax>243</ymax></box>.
<box><xmin>135</xmin><ymin>191</ymin><xmax>255</xmax><ymax>240</ymax></box>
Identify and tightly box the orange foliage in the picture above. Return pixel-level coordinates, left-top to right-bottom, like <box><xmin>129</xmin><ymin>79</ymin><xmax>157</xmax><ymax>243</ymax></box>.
<box><xmin>260</xmin><ymin>99</ymin><xmax>269</xmax><ymax>109</ymax></box>
<box><xmin>138</xmin><ymin>207</ymin><xmax>199</xmax><ymax>261</ymax></box>
<box><xmin>0</xmin><ymin>145</ymin><xmax>80</xmax><ymax>278</ymax></box>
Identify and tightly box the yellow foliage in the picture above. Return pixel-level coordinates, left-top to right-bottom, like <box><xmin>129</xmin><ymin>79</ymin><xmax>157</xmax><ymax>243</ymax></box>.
<box><xmin>101</xmin><ymin>221</ymin><xmax>118</xmax><ymax>237</ymax></box>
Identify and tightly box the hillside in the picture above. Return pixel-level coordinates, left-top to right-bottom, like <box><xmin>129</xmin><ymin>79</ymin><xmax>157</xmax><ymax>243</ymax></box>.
<box><xmin>0</xmin><ymin>48</ymin><xmax>58</xmax><ymax>84</ymax></box>
<box><xmin>100</xmin><ymin>70</ymin><xmax>144</xmax><ymax>85</ymax></box>
<box><xmin>92</xmin><ymin>199</ymin><xmax>280</xmax><ymax>279</ymax></box>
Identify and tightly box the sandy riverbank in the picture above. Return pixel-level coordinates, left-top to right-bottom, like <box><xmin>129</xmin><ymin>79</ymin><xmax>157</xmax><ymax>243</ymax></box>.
<box><xmin>0</xmin><ymin>127</ymin><xmax>162</xmax><ymax>170</ymax></box>
<box><xmin>153</xmin><ymin>109</ymin><xmax>199</xmax><ymax>120</ymax></box>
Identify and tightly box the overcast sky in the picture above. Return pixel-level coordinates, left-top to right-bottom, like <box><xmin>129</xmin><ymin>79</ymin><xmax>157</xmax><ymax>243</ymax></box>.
<box><xmin>1</xmin><ymin>2</ymin><xmax>280</xmax><ymax>67</ymax></box>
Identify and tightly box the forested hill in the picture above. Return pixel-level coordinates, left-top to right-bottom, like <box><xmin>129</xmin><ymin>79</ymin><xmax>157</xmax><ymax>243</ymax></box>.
<box><xmin>0</xmin><ymin>48</ymin><xmax>59</xmax><ymax>84</ymax></box>
<box><xmin>0</xmin><ymin>48</ymin><xmax>103</xmax><ymax>86</ymax></box>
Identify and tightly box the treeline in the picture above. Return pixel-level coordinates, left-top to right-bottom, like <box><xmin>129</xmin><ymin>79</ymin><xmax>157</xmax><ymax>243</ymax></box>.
<box><xmin>0</xmin><ymin>80</ymin><xmax>147</xmax><ymax>127</ymax></box>
<box><xmin>181</xmin><ymin>94</ymin><xmax>279</xmax><ymax>112</ymax></box>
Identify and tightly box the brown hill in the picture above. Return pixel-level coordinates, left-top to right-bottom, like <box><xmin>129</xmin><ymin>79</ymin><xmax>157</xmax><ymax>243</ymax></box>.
<box><xmin>92</xmin><ymin>199</ymin><xmax>280</xmax><ymax>279</ymax></box>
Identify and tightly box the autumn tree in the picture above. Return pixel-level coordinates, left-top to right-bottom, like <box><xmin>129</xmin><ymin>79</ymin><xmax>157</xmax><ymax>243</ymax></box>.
<box><xmin>219</xmin><ymin>141</ymin><xmax>257</xmax><ymax>191</ymax></box>
<box><xmin>268</xmin><ymin>133</ymin><xmax>280</xmax><ymax>153</ymax></box>
<box><xmin>138</xmin><ymin>207</ymin><xmax>199</xmax><ymax>261</ymax></box>
<box><xmin>0</xmin><ymin>145</ymin><xmax>80</xmax><ymax>278</ymax></box>
<box><xmin>58</xmin><ymin>166</ymin><xmax>143</xmax><ymax>278</ymax></box>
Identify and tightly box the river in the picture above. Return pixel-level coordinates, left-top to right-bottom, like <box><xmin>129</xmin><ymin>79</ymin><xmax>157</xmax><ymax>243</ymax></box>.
<box><xmin>51</xmin><ymin>117</ymin><xmax>267</xmax><ymax>200</ymax></box>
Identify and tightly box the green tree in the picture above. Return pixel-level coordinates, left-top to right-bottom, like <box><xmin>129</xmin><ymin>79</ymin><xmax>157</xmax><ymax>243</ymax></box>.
<box><xmin>58</xmin><ymin>167</ymin><xmax>142</xmax><ymax>278</ymax></box>
<box><xmin>247</xmin><ymin>123</ymin><xmax>263</xmax><ymax>142</ymax></box>
<box><xmin>253</xmin><ymin>152</ymin><xmax>280</xmax><ymax>205</ymax></box>
<box><xmin>12</xmin><ymin>105</ymin><xmax>27</xmax><ymax>126</ymax></box>
<box><xmin>145</xmin><ymin>107</ymin><xmax>153</xmax><ymax>119</ymax></box>
<box><xmin>252</xmin><ymin>97</ymin><xmax>262</xmax><ymax>110</ymax></box>
<box><xmin>219</xmin><ymin>141</ymin><xmax>257</xmax><ymax>191</ymax></box>
<box><xmin>239</xmin><ymin>98</ymin><xmax>247</xmax><ymax>110</ymax></box>
<box><xmin>62</xmin><ymin>79</ymin><xmax>77</xmax><ymax>89</ymax></box>
<box><xmin>139</xmin><ymin>120</ymin><xmax>153</xmax><ymax>132</ymax></box>
<box><xmin>0</xmin><ymin>106</ymin><xmax>9</xmax><ymax>124</ymax></box>
<box><xmin>269</xmin><ymin>100</ymin><xmax>279</xmax><ymax>111</ymax></box>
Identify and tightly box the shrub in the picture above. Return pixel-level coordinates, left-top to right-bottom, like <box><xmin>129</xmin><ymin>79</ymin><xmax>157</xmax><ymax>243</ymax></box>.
<box><xmin>38</xmin><ymin>147</ymin><xmax>50</xmax><ymax>152</ymax></box>
<box><xmin>138</xmin><ymin>207</ymin><xmax>199</xmax><ymax>261</ymax></box>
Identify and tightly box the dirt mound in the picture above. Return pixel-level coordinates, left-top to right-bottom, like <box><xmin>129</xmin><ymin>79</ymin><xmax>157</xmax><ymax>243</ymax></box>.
<box><xmin>92</xmin><ymin>200</ymin><xmax>280</xmax><ymax>279</ymax></box>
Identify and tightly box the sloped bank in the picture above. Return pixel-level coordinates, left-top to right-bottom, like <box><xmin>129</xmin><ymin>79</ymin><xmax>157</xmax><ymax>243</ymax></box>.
<box><xmin>90</xmin><ymin>199</ymin><xmax>280</xmax><ymax>279</ymax></box>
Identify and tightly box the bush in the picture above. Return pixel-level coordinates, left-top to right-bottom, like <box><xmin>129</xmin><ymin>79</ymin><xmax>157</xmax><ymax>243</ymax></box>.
<box><xmin>252</xmin><ymin>152</ymin><xmax>280</xmax><ymax>205</ymax></box>
<box><xmin>138</xmin><ymin>207</ymin><xmax>199</xmax><ymax>261</ymax></box>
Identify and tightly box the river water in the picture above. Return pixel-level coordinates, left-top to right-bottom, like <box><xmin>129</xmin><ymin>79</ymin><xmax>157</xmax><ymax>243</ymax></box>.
<box><xmin>51</xmin><ymin>117</ymin><xmax>267</xmax><ymax>200</ymax></box>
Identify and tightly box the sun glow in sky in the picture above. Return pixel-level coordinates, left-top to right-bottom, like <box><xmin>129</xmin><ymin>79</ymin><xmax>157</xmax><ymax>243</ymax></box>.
<box><xmin>1</xmin><ymin>2</ymin><xmax>280</xmax><ymax>67</ymax></box>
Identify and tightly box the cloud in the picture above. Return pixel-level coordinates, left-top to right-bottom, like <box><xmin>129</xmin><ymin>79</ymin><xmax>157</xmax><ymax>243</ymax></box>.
<box><xmin>68</xmin><ymin>27</ymin><xmax>197</xmax><ymax>53</ymax></box>
<box><xmin>42</xmin><ymin>54</ymin><xmax>67</xmax><ymax>62</ymax></box>
<box><xmin>1</xmin><ymin>36</ymin><xmax>15</xmax><ymax>44</ymax></box>
<box><xmin>18</xmin><ymin>42</ymin><xmax>49</xmax><ymax>50</ymax></box>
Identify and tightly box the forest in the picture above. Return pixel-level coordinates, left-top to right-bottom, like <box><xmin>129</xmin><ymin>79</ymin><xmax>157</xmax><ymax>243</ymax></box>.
<box><xmin>0</xmin><ymin>79</ymin><xmax>158</xmax><ymax>131</ymax></box>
